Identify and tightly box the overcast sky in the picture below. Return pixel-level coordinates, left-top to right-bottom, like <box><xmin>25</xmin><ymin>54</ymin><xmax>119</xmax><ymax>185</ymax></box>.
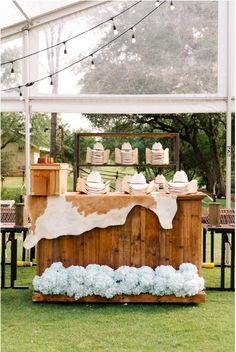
<box><xmin>61</xmin><ymin>113</ymin><xmax>93</xmax><ymax>131</ymax></box>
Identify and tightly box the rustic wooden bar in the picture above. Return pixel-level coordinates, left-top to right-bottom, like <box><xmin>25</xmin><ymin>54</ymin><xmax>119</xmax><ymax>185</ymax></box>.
<box><xmin>32</xmin><ymin>193</ymin><xmax>205</xmax><ymax>303</ymax></box>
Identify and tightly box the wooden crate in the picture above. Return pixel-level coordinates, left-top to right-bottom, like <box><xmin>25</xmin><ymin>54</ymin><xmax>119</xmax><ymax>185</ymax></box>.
<box><xmin>34</xmin><ymin>194</ymin><xmax>205</xmax><ymax>303</ymax></box>
<box><xmin>30</xmin><ymin>163</ymin><xmax>68</xmax><ymax>196</ymax></box>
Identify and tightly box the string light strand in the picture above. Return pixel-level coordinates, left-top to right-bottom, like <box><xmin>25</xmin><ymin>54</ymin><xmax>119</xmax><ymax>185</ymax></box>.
<box><xmin>1</xmin><ymin>1</ymin><xmax>167</xmax><ymax>93</ymax></box>
<box><xmin>1</xmin><ymin>1</ymin><xmax>142</xmax><ymax>66</ymax></box>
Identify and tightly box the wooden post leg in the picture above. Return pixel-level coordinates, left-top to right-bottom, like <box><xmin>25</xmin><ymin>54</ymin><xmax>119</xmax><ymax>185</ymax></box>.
<box><xmin>210</xmin><ymin>231</ymin><xmax>214</xmax><ymax>262</ymax></box>
<box><xmin>30</xmin><ymin>246</ymin><xmax>35</xmax><ymax>261</ymax></box>
<box><xmin>1</xmin><ymin>231</ymin><xmax>6</xmax><ymax>289</ymax></box>
<box><xmin>221</xmin><ymin>233</ymin><xmax>226</xmax><ymax>290</ymax></box>
<box><xmin>22</xmin><ymin>231</ymin><xmax>26</xmax><ymax>261</ymax></box>
<box><xmin>10</xmin><ymin>235</ymin><xmax>17</xmax><ymax>288</ymax></box>
<box><xmin>203</xmin><ymin>228</ymin><xmax>207</xmax><ymax>263</ymax></box>
<box><xmin>230</xmin><ymin>232</ymin><xmax>235</xmax><ymax>291</ymax></box>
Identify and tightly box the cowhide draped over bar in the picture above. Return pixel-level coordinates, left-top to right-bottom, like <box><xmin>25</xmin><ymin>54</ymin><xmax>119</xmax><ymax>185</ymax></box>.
<box><xmin>24</xmin><ymin>193</ymin><xmax>178</xmax><ymax>249</ymax></box>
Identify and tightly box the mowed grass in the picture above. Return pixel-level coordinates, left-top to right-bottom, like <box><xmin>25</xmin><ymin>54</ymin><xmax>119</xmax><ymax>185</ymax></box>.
<box><xmin>1</xmin><ymin>176</ymin><xmax>235</xmax><ymax>351</ymax></box>
<box><xmin>1</xmin><ymin>234</ymin><xmax>235</xmax><ymax>352</ymax></box>
<box><xmin>1</xmin><ymin>288</ymin><xmax>234</xmax><ymax>352</ymax></box>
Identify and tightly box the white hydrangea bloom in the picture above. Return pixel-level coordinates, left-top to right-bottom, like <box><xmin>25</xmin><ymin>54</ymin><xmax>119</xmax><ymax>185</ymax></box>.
<box><xmin>170</xmin><ymin>272</ymin><xmax>185</xmax><ymax>297</ymax></box>
<box><xmin>151</xmin><ymin>275</ymin><xmax>167</xmax><ymax>296</ymax></box>
<box><xmin>93</xmin><ymin>272</ymin><xmax>116</xmax><ymax>298</ymax></box>
<box><xmin>138</xmin><ymin>266</ymin><xmax>155</xmax><ymax>293</ymax></box>
<box><xmin>33</xmin><ymin>262</ymin><xmax>204</xmax><ymax>299</ymax></box>
<box><xmin>114</xmin><ymin>266</ymin><xmax>139</xmax><ymax>295</ymax></box>
<box><xmin>155</xmin><ymin>265</ymin><xmax>176</xmax><ymax>278</ymax></box>
<box><xmin>50</xmin><ymin>262</ymin><xmax>64</xmax><ymax>272</ymax></box>
<box><xmin>179</xmin><ymin>263</ymin><xmax>198</xmax><ymax>273</ymax></box>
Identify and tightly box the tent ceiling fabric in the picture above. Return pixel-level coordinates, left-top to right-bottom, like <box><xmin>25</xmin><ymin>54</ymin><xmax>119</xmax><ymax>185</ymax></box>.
<box><xmin>0</xmin><ymin>0</ymin><xmax>234</xmax><ymax>113</ymax></box>
<box><xmin>0</xmin><ymin>0</ymin><xmax>83</xmax><ymax>28</ymax></box>
<box><xmin>1</xmin><ymin>0</ymin><xmax>108</xmax><ymax>39</ymax></box>
<box><xmin>0</xmin><ymin>0</ymin><xmax>234</xmax><ymax>207</ymax></box>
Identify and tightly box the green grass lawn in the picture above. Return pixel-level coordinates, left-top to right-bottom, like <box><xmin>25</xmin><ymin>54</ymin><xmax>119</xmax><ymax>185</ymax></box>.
<box><xmin>1</xmin><ymin>234</ymin><xmax>235</xmax><ymax>352</ymax></box>
<box><xmin>202</xmin><ymin>195</ymin><xmax>234</xmax><ymax>209</ymax></box>
<box><xmin>1</xmin><ymin>289</ymin><xmax>234</xmax><ymax>352</ymax></box>
<box><xmin>1</xmin><ymin>176</ymin><xmax>235</xmax><ymax>351</ymax></box>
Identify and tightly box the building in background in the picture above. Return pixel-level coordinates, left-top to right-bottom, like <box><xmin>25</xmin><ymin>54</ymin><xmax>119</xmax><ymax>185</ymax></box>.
<box><xmin>1</xmin><ymin>139</ymin><xmax>49</xmax><ymax>176</ymax></box>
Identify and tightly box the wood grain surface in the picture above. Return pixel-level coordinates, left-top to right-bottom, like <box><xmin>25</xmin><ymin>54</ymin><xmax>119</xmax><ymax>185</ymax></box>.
<box><xmin>37</xmin><ymin>196</ymin><xmax>203</xmax><ymax>275</ymax></box>
<box><xmin>32</xmin><ymin>291</ymin><xmax>206</xmax><ymax>303</ymax></box>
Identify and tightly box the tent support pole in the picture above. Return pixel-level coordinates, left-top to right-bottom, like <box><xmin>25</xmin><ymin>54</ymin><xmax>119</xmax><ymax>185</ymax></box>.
<box><xmin>226</xmin><ymin>1</ymin><xmax>233</xmax><ymax>209</ymax></box>
<box><xmin>23</xmin><ymin>29</ymin><xmax>31</xmax><ymax>195</ymax></box>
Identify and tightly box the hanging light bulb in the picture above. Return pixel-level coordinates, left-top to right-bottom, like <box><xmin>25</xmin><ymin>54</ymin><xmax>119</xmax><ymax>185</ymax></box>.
<box><xmin>155</xmin><ymin>0</ymin><xmax>160</xmax><ymax>7</ymax></box>
<box><xmin>112</xmin><ymin>18</ymin><xmax>118</xmax><ymax>35</ymax></box>
<box><xmin>11</xmin><ymin>62</ymin><xmax>14</xmax><ymax>74</ymax></box>
<box><xmin>50</xmin><ymin>75</ymin><xmax>53</xmax><ymax>85</ymax></box>
<box><xmin>90</xmin><ymin>54</ymin><xmax>95</xmax><ymax>69</ymax></box>
<box><xmin>170</xmin><ymin>0</ymin><xmax>175</xmax><ymax>10</ymax></box>
<box><xmin>131</xmin><ymin>28</ymin><xmax>136</xmax><ymax>44</ymax></box>
<box><xmin>63</xmin><ymin>41</ymin><xmax>67</xmax><ymax>54</ymax></box>
<box><xmin>19</xmin><ymin>86</ymin><xmax>23</xmax><ymax>101</ymax></box>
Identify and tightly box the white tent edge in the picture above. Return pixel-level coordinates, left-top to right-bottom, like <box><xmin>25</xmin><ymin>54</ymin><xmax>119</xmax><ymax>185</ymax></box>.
<box><xmin>0</xmin><ymin>0</ymin><xmax>235</xmax><ymax>207</ymax></box>
<box><xmin>1</xmin><ymin>94</ymin><xmax>235</xmax><ymax>114</ymax></box>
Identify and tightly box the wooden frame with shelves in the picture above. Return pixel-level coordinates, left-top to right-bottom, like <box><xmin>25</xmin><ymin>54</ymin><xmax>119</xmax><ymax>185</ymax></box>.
<box><xmin>73</xmin><ymin>132</ymin><xmax>180</xmax><ymax>190</ymax></box>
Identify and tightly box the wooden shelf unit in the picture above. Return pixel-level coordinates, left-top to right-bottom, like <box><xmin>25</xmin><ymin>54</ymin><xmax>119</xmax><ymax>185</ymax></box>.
<box><xmin>73</xmin><ymin>132</ymin><xmax>180</xmax><ymax>190</ymax></box>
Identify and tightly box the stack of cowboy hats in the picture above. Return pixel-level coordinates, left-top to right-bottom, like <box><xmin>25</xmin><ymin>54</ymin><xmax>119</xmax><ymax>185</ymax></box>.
<box><xmin>128</xmin><ymin>173</ymin><xmax>149</xmax><ymax>195</ymax></box>
<box><xmin>146</xmin><ymin>142</ymin><xmax>169</xmax><ymax>165</ymax></box>
<box><xmin>86</xmin><ymin>142</ymin><xmax>110</xmax><ymax>165</ymax></box>
<box><xmin>76</xmin><ymin>171</ymin><xmax>110</xmax><ymax>194</ymax></box>
<box><xmin>154</xmin><ymin>174</ymin><xmax>167</xmax><ymax>190</ymax></box>
<box><xmin>168</xmin><ymin>171</ymin><xmax>198</xmax><ymax>194</ymax></box>
<box><xmin>115</xmin><ymin>142</ymin><xmax>138</xmax><ymax>165</ymax></box>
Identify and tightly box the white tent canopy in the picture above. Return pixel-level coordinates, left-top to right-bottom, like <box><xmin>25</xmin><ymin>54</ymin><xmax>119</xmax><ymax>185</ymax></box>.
<box><xmin>0</xmin><ymin>0</ymin><xmax>235</xmax><ymax>206</ymax></box>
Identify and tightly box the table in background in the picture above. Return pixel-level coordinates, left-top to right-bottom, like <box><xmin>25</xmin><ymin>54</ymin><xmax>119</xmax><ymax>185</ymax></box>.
<box><xmin>0</xmin><ymin>223</ymin><xmax>31</xmax><ymax>289</ymax></box>
<box><xmin>202</xmin><ymin>223</ymin><xmax>235</xmax><ymax>291</ymax></box>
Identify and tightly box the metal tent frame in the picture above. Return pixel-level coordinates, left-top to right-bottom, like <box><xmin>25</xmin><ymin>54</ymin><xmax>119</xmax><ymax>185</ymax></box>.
<box><xmin>1</xmin><ymin>0</ymin><xmax>235</xmax><ymax>207</ymax></box>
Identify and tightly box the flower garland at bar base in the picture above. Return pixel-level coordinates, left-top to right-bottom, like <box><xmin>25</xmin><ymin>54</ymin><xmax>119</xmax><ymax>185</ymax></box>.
<box><xmin>33</xmin><ymin>263</ymin><xmax>204</xmax><ymax>300</ymax></box>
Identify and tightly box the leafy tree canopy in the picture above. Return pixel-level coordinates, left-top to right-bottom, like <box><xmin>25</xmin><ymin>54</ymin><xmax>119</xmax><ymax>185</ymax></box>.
<box><xmin>75</xmin><ymin>1</ymin><xmax>217</xmax><ymax>94</ymax></box>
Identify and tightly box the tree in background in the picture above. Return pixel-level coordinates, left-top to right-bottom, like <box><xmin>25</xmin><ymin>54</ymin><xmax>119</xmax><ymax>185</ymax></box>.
<box><xmin>31</xmin><ymin>113</ymin><xmax>51</xmax><ymax>148</ymax></box>
<box><xmin>1</xmin><ymin>113</ymin><xmax>24</xmax><ymax>175</ymax></box>
<box><xmin>0</xmin><ymin>113</ymin><xmax>24</xmax><ymax>150</ymax></box>
<box><xmin>1</xmin><ymin>27</ymin><xmax>63</xmax><ymax>159</ymax></box>
<box><xmin>0</xmin><ymin>111</ymin><xmax>94</xmax><ymax>173</ymax></box>
<box><xmin>75</xmin><ymin>1</ymin><xmax>226</xmax><ymax>194</ymax></box>
<box><xmin>43</xmin><ymin>24</ymin><xmax>64</xmax><ymax>160</ymax></box>
<box><xmin>75</xmin><ymin>1</ymin><xmax>217</xmax><ymax>94</ymax></box>
<box><xmin>1</xmin><ymin>46</ymin><xmax>22</xmax><ymax>91</ymax></box>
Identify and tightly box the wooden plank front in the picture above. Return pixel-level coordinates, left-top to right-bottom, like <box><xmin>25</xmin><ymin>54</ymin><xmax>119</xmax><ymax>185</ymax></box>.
<box><xmin>32</xmin><ymin>291</ymin><xmax>206</xmax><ymax>303</ymax></box>
<box><xmin>37</xmin><ymin>196</ymin><xmax>204</xmax><ymax>276</ymax></box>
<box><xmin>111</xmin><ymin>225</ymin><xmax>120</xmax><ymax>269</ymax></box>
